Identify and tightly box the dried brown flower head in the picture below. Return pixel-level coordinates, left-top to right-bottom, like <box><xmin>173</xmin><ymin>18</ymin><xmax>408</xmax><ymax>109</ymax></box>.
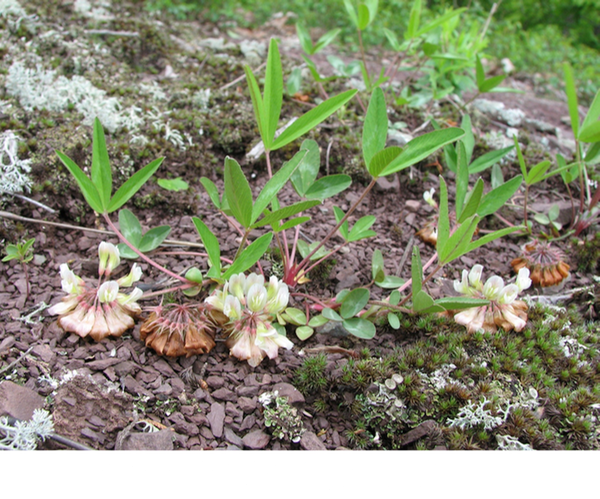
<box><xmin>511</xmin><ymin>240</ymin><xmax>570</xmax><ymax>287</ymax></box>
<box><xmin>140</xmin><ymin>303</ymin><xmax>217</xmax><ymax>357</ymax></box>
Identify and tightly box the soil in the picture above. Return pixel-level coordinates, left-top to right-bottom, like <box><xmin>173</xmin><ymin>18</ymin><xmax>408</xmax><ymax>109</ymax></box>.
<box><xmin>1</xmin><ymin>1</ymin><xmax>599</xmax><ymax>451</ymax></box>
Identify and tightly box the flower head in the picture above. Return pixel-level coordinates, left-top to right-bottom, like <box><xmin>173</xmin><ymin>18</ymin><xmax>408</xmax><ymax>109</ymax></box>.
<box><xmin>452</xmin><ymin>265</ymin><xmax>531</xmax><ymax>333</ymax></box>
<box><xmin>48</xmin><ymin>242</ymin><xmax>142</xmax><ymax>341</ymax></box>
<box><xmin>423</xmin><ymin>187</ymin><xmax>437</xmax><ymax>208</ymax></box>
<box><xmin>205</xmin><ymin>272</ymin><xmax>292</xmax><ymax>366</ymax></box>
<box><xmin>140</xmin><ymin>303</ymin><xmax>217</xmax><ymax>357</ymax></box>
<box><xmin>511</xmin><ymin>240</ymin><xmax>569</xmax><ymax>287</ymax></box>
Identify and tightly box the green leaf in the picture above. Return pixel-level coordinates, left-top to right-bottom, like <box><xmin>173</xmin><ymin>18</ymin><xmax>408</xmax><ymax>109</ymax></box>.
<box><xmin>296</xmin><ymin>239</ymin><xmax>329</xmax><ymax>261</ymax></box>
<box><xmin>439</xmin><ymin>215</ymin><xmax>480</xmax><ymax>264</ymax></box>
<box><xmin>272</xmin><ymin>89</ymin><xmax>357</xmax><ymax>150</ymax></box>
<box><xmin>406</xmin><ymin>0</ymin><xmax>421</xmax><ymax>40</ymax></box>
<box><xmin>224</xmin><ymin>157</ymin><xmax>253</xmax><ymax>228</ymax></box>
<box><xmin>436</xmin><ymin>176</ymin><xmax>450</xmax><ymax>255</ymax></box>
<box><xmin>380</xmin><ymin>128</ymin><xmax>464</xmax><ymax>176</ymax></box>
<box><xmin>304</xmin><ymin>174</ymin><xmax>352</xmax><ymax>200</ymax></box>
<box><xmin>308</xmin><ymin>314</ymin><xmax>329</xmax><ymax>328</ymax></box>
<box><xmin>433</xmin><ymin>297</ymin><xmax>489</xmax><ymax>311</ymax></box>
<box><xmin>91</xmin><ymin>118</ymin><xmax>112</xmax><ymax>210</ymax></box>
<box><xmin>340</xmin><ymin>288</ymin><xmax>370</xmax><ymax>319</ymax></box>
<box><xmin>491</xmin><ymin>164</ymin><xmax>504</xmax><ymax>189</ymax></box>
<box><xmin>252</xmin><ymin>150</ymin><xmax>306</xmax><ymax>224</ymax></box>
<box><xmin>416</xmin><ymin>7</ymin><xmax>466</xmax><ymax>37</ymax></box>
<box><xmin>200</xmin><ymin>177</ymin><xmax>221</xmax><ymax>209</ymax></box>
<box><xmin>107</xmin><ymin>157</ymin><xmax>164</xmax><ymax>213</ymax></box>
<box><xmin>290</xmin><ymin>139</ymin><xmax>320</xmax><ymax>197</ymax></box>
<box><xmin>514</xmin><ymin>135</ymin><xmax>527</xmax><ymax>178</ymax></box>
<box><xmin>477</xmin><ymin>175</ymin><xmax>523</xmax><ymax>218</ymax></box>
<box><xmin>461</xmin><ymin>114</ymin><xmax>474</xmax><ymax>165</ymax></box>
<box><xmin>375</xmin><ymin>275</ymin><xmax>405</xmax><ymax>288</ymax></box>
<box><xmin>263</xmin><ymin>38</ymin><xmax>283</xmax><ymax>150</ymax></box>
<box><xmin>526</xmin><ymin>160</ymin><xmax>551</xmax><ymax>185</ymax></box>
<box><xmin>222</xmin><ymin>233</ymin><xmax>273</xmax><ymax>279</ymax></box>
<box><xmin>281</xmin><ymin>308</ymin><xmax>307</xmax><ymax>326</ymax></box>
<box><xmin>368</xmin><ymin>147</ymin><xmax>402</xmax><ymax>179</ymax></box>
<box><xmin>387</xmin><ymin>313</ymin><xmax>400</xmax><ymax>329</ymax></box>
<box><xmin>466</xmin><ymin>226</ymin><xmax>522</xmax><ymax>253</ymax></box>
<box><xmin>479</xmin><ymin>75</ymin><xmax>506</xmax><ymax>94</ymax></box>
<box><xmin>468</xmin><ymin>146</ymin><xmax>514</xmax><ymax>174</ymax></box>
<box><xmin>389</xmin><ymin>290</ymin><xmax>401</xmax><ymax>306</ymax></box>
<box><xmin>245</xmin><ymin>65</ymin><xmax>266</xmax><ymax>145</ymax></box>
<box><xmin>372</xmin><ymin>249</ymin><xmax>384</xmax><ymax>282</ymax></box>
<box><xmin>333</xmin><ymin>205</ymin><xmax>349</xmax><ymax>240</ymax></box>
<box><xmin>458</xmin><ymin>177</ymin><xmax>484</xmax><ymax>224</ymax></box>
<box><xmin>118</xmin><ymin>208</ymin><xmax>142</xmax><ymax>247</ymax></box>
<box><xmin>56</xmin><ymin>150</ymin><xmax>104</xmax><ymax>213</ymax></box>
<box><xmin>455</xmin><ymin>141</ymin><xmax>469</xmax><ymax>220</ymax></box>
<box><xmin>323</xmin><ymin>307</ymin><xmax>343</xmax><ymax>322</ymax></box>
<box><xmin>139</xmin><ymin>226</ymin><xmax>171</xmax><ymax>252</ymax></box>
<box><xmin>253</xmin><ymin>200</ymin><xmax>320</xmax><ymax>229</ymax></box>
<box><xmin>582</xmin><ymin>89</ymin><xmax>600</xmax><ymax>132</ymax></box>
<box><xmin>314</xmin><ymin>28</ymin><xmax>341</xmax><ymax>53</ymax></box>
<box><xmin>413</xmin><ymin>290</ymin><xmax>437</xmax><ymax>312</ymax></box>
<box><xmin>296</xmin><ymin>326</ymin><xmax>314</xmax><ymax>341</ymax></box>
<box><xmin>363</xmin><ymin>87</ymin><xmax>387</xmax><ymax>169</ymax></box>
<box><xmin>579</xmin><ymin>121</ymin><xmax>600</xmax><ymax>143</ymax></box>
<box><xmin>157</xmin><ymin>177</ymin><xmax>189</xmax><ymax>191</ymax></box>
<box><xmin>563</xmin><ymin>62</ymin><xmax>580</xmax><ymax>138</ymax></box>
<box><xmin>343</xmin><ymin>0</ymin><xmax>358</xmax><ymax>28</ymax></box>
<box><xmin>411</xmin><ymin>245</ymin><xmax>423</xmax><ymax>296</ymax></box>
<box><xmin>585</xmin><ymin>142</ymin><xmax>600</xmax><ymax>164</ymax></box>
<box><xmin>342</xmin><ymin>317</ymin><xmax>376</xmax><ymax>339</ymax></box>
<box><xmin>296</xmin><ymin>23</ymin><xmax>314</xmax><ymax>54</ymax></box>
<box><xmin>383</xmin><ymin>28</ymin><xmax>401</xmax><ymax>52</ymax></box>
<box><xmin>348</xmin><ymin>215</ymin><xmax>376</xmax><ymax>242</ymax></box>
<box><xmin>475</xmin><ymin>55</ymin><xmax>485</xmax><ymax>89</ymax></box>
<box><xmin>192</xmin><ymin>217</ymin><xmax>221</xmax><ymax>277</ymax></box>
<box><xmin>185</xmin><ymin>267</ymin><xmax>204</xmax><ymax>284</ymax></box>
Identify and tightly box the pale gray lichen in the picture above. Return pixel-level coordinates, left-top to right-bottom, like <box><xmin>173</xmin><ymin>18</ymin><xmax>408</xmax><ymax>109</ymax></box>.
<box><xmin>259</xmin><ymin>390</ymin><xmax>306</xmax><ymax>443</ymax></box>
<box><xmin>0</xmin><ymin>130</ymin><xmax>32</xmax><ymax>195</ymax></box>
<box><xmin>447</xmin><ymin>397</ymin><xmax>504</xmax><ymax>430</ymax></box>
<box><xmin>0</xmin><ymin>409</ymin><xmax>54</xmax><ymax>450</ymax></box>
<box><xmin>5</xmin><ymin>61</ymin><xmax>125</xmax><ymax>133</ymax></box>
<box><xmin>496</xmin><ymin>434</ymin><xmax>533</xmax><ymax>451</ymax></box>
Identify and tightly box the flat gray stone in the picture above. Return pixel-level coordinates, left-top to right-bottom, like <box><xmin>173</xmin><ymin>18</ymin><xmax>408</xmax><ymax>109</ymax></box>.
<box><xmin>271</xmin><ymin>383</ymin><xmax>305</xmax><ymax>405</ymax></box>
<box><xmin>119</xmin><ymin>430</ymin><xmax>174</xmax><ymax>450</ymax></box>
<box><xmin>0</xmin><ymin>380</ymin><xmax>45</xmax><ymax>420</ymax></box>
<box><xmin>242</xmin><ymin>430</ymin><xmax>270</xmax><ymax>449</ymax></box>
<box><xmin>212</xmin><ymin>387</ymin><xmax>236</xmax><ymax>402</ymax></box>
<box><xmin>207</xmin><ymin>402</ymin><xmax>225</xmax><ymax>438</ymax></box>
<box><xmin>300</xmin><ymin>431</ymin><xmax>327</xmax><ymax>450</ymax></box>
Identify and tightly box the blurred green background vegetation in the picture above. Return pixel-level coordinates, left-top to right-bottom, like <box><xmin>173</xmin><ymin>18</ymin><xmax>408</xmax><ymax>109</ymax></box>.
<box><xmin>144</xmin><ymin>0</ymin><xmax>599</xmax><ymax>101</ymax></box>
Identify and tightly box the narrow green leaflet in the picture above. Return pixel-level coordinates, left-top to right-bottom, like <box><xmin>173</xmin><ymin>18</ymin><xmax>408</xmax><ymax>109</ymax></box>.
<box><xmin>290</xmin><ymin>139</ymin><xmax>320</xmax><ymax>197</ymax></box>
<box><xmin>200</xmin><ymin>177</ymin><xmax>222</xmax><ymax>209</ymax></box>
<box><xmin>192</xmin><ymin>217</ymin><xmax>221</xmax><ymax>278</ymax></box>
<box><xmin>477</xmin><ymin>175</ymin><xmax>523</xmax><ymax>218</ymax></box>
<box><xmin>563</xmin><ymin>62</ymin><xmax>580</xmax><ymax>138</ymax></box>
<box><xmin>107</xmin><ymin>157</ymin><xmax>164</xmax><ymax>213</ymax></box>
<box><xmin>252</xmin><ymin>200</ymin><xmax>320</xmax><ymax>228</ymax></box>
<box><xmin>411</xmin><ymin>245</ymin><xmax>423</xmax><ymax>296</ymax></box>
<box><xmin>579</xmin><ymin>121</ymin><xmax>600</xmax><ymax>143</ymax></box>
<box><xmin>375</xmin><ymin>275</ymin><xmax>404</xmax><ymax>288</ymax></box>
<box><xmin>455</xmin><ymin>141</ymin><xmax>469</xmax><ymax>219</ymax></box>
<box><xmin>383</xmin><ymin>28</ymin><xmax>401</xmax><ymax>51</ymax></box>
<box><xmin>439</xmin><ymin>215</ymin><xmax>480</xmax><ymax>264</ymax></box>
<box><xmin>222</xmin><ymin>233</ymin><xmax>273</xmax><ymax>279</ymax></box>
<box><xmin>368</xmin><ymin>147</ymin><xmax>402</xmax><ymax>179</ymax></box>
<box><xmin>157</xmin><ymin>177</ymin><xmax>189</xmax><ymax>191</ymax></box>
<box><xmin>274</xmin><ymin>216</ymin><xmax>311</xmax><ymax>233</ymax></box>
<box><xmin>251</xmin><ymin>149</ymin><xmax>307</xmax><ymax>223</ymax></box>
<box><xmin>244</xmin><ymin>65</ymin><xmax>266</xmax><ymax>144</ymax></box>
<box><xmin>314</xmin><ymin>28</ymin><xmax>341</xmax><ymax>53</ymax></box>
<box><xmin>416</xmin><ymin>7</ymin><xmax>465</xmax><ymax>37</ymax></box>
<box><xmin>461</xmin><ymin>114</ymin><xmax>474</xmax><ymax>165</ymax></box>
<box><xmin>224</xmin><ymin>157</ymin><xmax>253</xmax><ymax>228</ymax></box>
<box><xmin>468</xmin><ymin>146</ymin><xmax>515</xmax><ymax>174</ymax></box>
<box><xmin>348</xmin><ymin>215</ymin><xmax>376</xmax><ymax>242</ymax></box>
<box><xmin>372</xmin><ymin>249</ymin><xmax>384</xmax><ymax>282</ymax></box>
<box><xmin>296</xmin><ymin>24</ymin><xmax>314</xmax><ymax>54</ymax></box>
<box><xmin>118</xmin><ymin>209</ymin><xmax>143</xmax><ymax>247</ymax></box>
<box><xmin>466</xmin><ymin>226</ymin><xmax>522</xmax><ymax>253</ymax></box>
<box><xmin>296</xmin><ymin>240</ymin><xmax>329</xmax><ymax>261</ymax></box>
<box><xmin>304</xmin><ymin>174</ymin><xmax>352</xmax><ymax>200</ymax></box>
<box><xmin>406</xmin><ymin>0</ymin><xmax>421</xmax><ymax>40</ymax></box>
<box><xmin>433</xmin><ymin>297</ymin><xmax>489</xmax><ymax>310</ymax></box>
<box><xmin>91</xmin><ymin>118</ymin><xmax>112</xmax><ymax>209</ymax></box>
<box><xmin>263</xmin><ymin>38</ymin><xmax>283</xmax><ymax>150</ymax></box>
<box><xmin>138</xmin><ymin>226</ymin><xmax>171</xmax><ymax>252</ymax></box>
<box><xmin>436</xmin><ymin>176</ymin><xmax>450</xmax><ymax>254</ymax></box>
<box><xmin>272</xmin><ymin>89</ymin><xmax>357</xmax><ymax>150</ymax></box>
<box><xmin>458</xmin><ymin>178</ymin><xmax>484</xmax><ymax>224</ymax></box>
<box><xmin>526</xmin><ymin>160</ymin><xmax>551</xmax><ymax>185</ymax></box>
<box><xmin>380</xmin><ymin>128</ymin><xmax>464</xmax><ymax>176</ymax></box>
<box><xmin>363</xmin><ymin>87</ymin><xmax>387</xmax><ymax>168</ymax></box>
<box><xmin>343</xmin><ymin>0</ymin><xmax>359</xmax><ymax>28</ymax></box>
<box><xmin>55</xmin><ymin>151</ymin><xmax>103</xmax><ymax>213</ymax></box>
<box><xmin>333</xmin><ymin>205</ymin><xmax>349</xmax><ymax>240</ymax></box>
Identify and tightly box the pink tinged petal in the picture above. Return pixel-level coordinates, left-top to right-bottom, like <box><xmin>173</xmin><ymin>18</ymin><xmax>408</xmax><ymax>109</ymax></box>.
<box><xmin>48</xmin><ymin>295</ymin><xmax>79</xmax><ymax>316</ymax></box>
<box><xmin>98</xmin><ymin>242</ymin><xmax>120</xmax><ymax>276</ymax></box>
<box><xmin>483</xmin><ymin>276</ymin><xmax>504</xmax><ymax>301</ymax></box>
<box><xmin>205</xmin><ymin>289</ymin><xmax>226</xmax><ymax>311</ymax></box>
<box><xmin>61</xmin><ymin>305</ymin><xmax>96</xmax><ymax>338</ymax></box>
<box><xmin>502</xmin><ymin>307</ymin><xmax>527</xmax><ymax>332</ymax></box>
<box><xmin>104</xmin><ymin>304</ymin><xmax>134</xmax><ymax>337</ymax></box>
<box><xmin>90</xmin><ymin>306</ymin><xmax>111</xmax><ymax>341</ymax></box>
<box><xmin>228</xmin><ymin>329</ymin><xmax>253</xmax><ymax>361</ymax></box>
<box><xmin>454</xmin><ymin>306</ymin><xmax>486</xmax><ymax>333</ymax></box>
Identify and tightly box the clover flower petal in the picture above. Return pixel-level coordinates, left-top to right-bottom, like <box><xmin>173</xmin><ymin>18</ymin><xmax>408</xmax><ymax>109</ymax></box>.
<box><xmin>468</xmin><ymin>265</ymin><xmax>484</xmax><ymax>290</ymax></box>
<box><xmin>59</xmin><ymin>263</ymin><xmax>84</xmax><ymax>295</ymax></box>
<box><xmin>516</xmin><ymin>267</ymin><xmax>532</xmax><ymax>292</ymax></box>
<box><xmin>117</xmin><ymin>263</ymin><xmax>142</xmax><ymax>287</ymax></box>
<box><xmin>247</xmin><ymin>283</ymin><xmax>268</xmax><ymax>312</ymax></box>
<box><xmin>98</xmin><ymin>242</ymin><xmax>120</xmax><ymax>276</ymax></box>
<box><xmin>97</xmin><ymin>281</ymin><xmax>119</xmax><ymax>303</ymax></box>
<box><xmin>483</xmin><ymin>275</ymin><xmax>504</xmax><ymax>301</ymax></box>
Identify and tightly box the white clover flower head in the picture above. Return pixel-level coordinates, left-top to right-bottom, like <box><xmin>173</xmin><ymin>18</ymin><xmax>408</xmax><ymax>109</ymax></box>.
<box><xmin>452</xmin><ymin>264</ymin><xmax>530</xmax><ymax>334</ymax></box>
<box><xmin>98</xmin><ymin>242</ymin><xmax>120</xmax><ymax>276</ymax></box>
<box><xmin>206</xmin><ymin>272</ymin><xmax>294</xmax><ymax>366</ymax></box>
